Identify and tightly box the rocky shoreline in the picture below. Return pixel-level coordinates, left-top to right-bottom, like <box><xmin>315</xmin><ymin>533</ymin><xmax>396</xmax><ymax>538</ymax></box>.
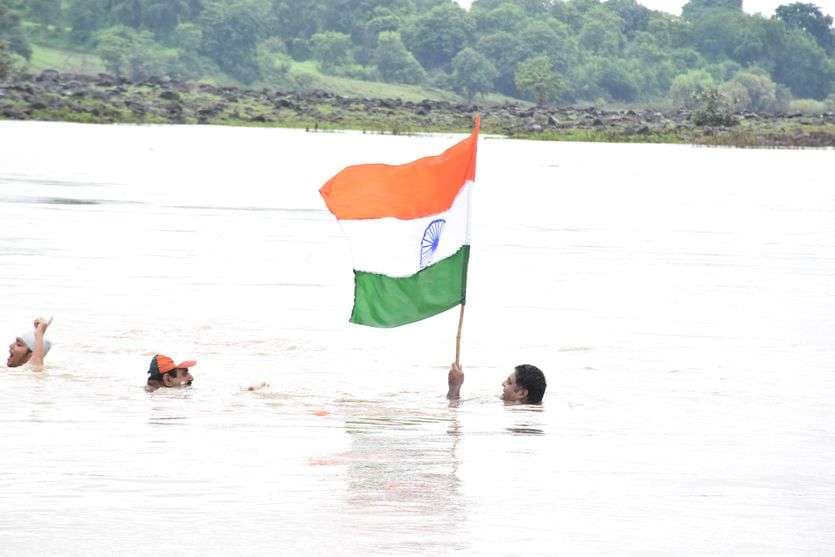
<box><xmin>2</xmin><ymin>70</ymin><xmax>834</xmax><ymax>148</ymax></box>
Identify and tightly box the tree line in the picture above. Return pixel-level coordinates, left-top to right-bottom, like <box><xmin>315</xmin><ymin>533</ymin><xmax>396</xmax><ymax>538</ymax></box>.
<box><xmin>2</xmin><ymin>0</ymin><xmax>834</xmax><ymax>110</ymax></box>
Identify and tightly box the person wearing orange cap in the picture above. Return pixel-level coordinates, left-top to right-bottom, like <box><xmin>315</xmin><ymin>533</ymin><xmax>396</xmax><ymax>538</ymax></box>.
<box><xmin>145</xmin><ymin>354</ymin><xmax>196</xmax><ymax>392</ymax></box>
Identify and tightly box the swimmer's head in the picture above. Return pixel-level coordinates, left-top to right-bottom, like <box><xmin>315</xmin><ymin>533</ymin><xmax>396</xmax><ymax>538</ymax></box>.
<box><xmin>7</xmin><ymin>331</ymin><xmax>51</xmax><ymax>367</ymax></box>
<box><xmin>501</xmin><ymin>364</ymin><xmax>546</xmax><ymax>404</ymax></box>
<box><xmin>147</xmin><ymin>354</ymin><xmax>196</xmax><ymax>389</ymax></box>
<box><xmin>7</xmin><ymin>337</ymin><xmax>31</xmax><ymax>367</ymax></box>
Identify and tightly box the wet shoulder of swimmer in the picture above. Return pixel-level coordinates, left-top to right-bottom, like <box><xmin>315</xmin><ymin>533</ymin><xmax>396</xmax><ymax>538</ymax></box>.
<box><xmin>7</xmin><ymin>317</ymin><xmax>53</xmax><ymax>372</ymax></box>
<box><xmin>447</xmin><ymin>362</ymin><xmax>547</xmax><ymax>404</ymax></box>
<box><xmin>145</xmin><ymin>354</ymin><xmax>196</xmax><ymax>392</ymax></box>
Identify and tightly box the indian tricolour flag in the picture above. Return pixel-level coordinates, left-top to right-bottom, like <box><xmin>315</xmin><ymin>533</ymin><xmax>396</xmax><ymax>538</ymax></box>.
<box><xmin>320</xmin><ymin>119</ymin><xmax>479</xmax><ymax>328</ymax></box>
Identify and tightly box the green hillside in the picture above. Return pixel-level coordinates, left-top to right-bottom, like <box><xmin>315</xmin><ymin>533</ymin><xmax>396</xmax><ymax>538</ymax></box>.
<box><xmin>287</xmin><ymin>61</ymin><xmax>517</xmax><ymax>103</ymax></box>
<box><xmin>22</xmin><ymin>44</ymin><xmax>519</xmax><ymax>105</ymax></box>
<box><xmin>28</xmin><ymin>44</ymin><xmax>105</xmax><ymax>74</ymax></box>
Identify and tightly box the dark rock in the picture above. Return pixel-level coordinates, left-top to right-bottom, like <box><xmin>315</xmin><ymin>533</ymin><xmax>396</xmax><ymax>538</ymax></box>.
<box><xmin>198</xmin><ymin>104</ymin><xmax>224</xmax><ymax>117</ymax></box>
<box><xmin>36</xmin><ymin>69</ymin><xmax>60</xmax><ymax>82</ymax></box>
<box><xmin>160</xmin><ymin>90</ymin><xmax>181</xmax><ymax>101</ymax></box>
<box><xmin>46</xmin><ymin>98</ymin><xmax>67</xmax><ymax>110</ymax></box>
<box><xmin>95</xmin><ymin>73</ymin><xmax>118</xmax><ymax>87</ymax></box>
<box><xmin>88</xmin><ymin>90</ymin><xmax>111</xmax><ymax>101</ymax></box>
<box><xmin>2</xmin><ymin>108</ymin><xmax>30</xmax><ymax>119</ymax></box>
<box><xmin>274</xmin><ymin>98</ymin><xmax>297</xmax><ymax>110</ymax></box>
<box><xmin>145</xmin><ymin>76</ymin><xmax>171</xmax><ymax>87</ymax></box>
<box><xmin>169</xmin><ymin>80</ymin><xmax>190</xmax><ymax>92</ymax></box>
<box><xmin>10</xmin><ymin>84</ymin><xmax>35</xmax><ymax>95</ymax></box>
<box><xmin>126</xmin><ymin>101</ymin><xmax>147</xmax><ymax>114</ymax></box>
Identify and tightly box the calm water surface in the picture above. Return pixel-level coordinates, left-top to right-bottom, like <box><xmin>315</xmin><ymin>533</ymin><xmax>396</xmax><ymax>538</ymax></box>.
<box><xmin>1</xmin><ymin>121</ymin><xmax>834</xmax><ymax>555</ymax></box>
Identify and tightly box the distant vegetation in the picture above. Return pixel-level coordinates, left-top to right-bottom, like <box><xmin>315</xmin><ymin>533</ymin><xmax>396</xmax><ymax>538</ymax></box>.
<box><xmin>2</xmin><ymin>0</ymin><xmax>834</xmax><ymax>112</ymax></box>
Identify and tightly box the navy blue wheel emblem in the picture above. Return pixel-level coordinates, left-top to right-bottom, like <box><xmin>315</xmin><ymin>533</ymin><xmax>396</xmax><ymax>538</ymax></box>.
<box><xmin>419</xmin><ymin>219</ymin><xmax>446</xmax><ymax>269</ymax></box>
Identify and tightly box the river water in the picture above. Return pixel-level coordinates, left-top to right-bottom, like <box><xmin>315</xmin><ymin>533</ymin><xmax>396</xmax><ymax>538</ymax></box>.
<box><xmin>1</xmin><ymin>121</ymin><xmax>833</xmax><ymax>555</ymax></box>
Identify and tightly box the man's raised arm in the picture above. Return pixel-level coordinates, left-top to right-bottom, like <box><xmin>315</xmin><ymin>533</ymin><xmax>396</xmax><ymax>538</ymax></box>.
<box><xmin>29</xmin><ymin>317</ymin><xmax>51</xmax><ymax>370</ymax></box>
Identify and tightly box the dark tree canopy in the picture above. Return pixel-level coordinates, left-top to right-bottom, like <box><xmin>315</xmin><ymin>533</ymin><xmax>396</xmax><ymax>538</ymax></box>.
<box><xmin>682</xmin><ymin>0</ymin><xmax>743</xmax><ymax>19</ymax></box>
<box><xmin>199</xmin><ymin>0</ymin><xmax>267</xmax><ymax>83</ymax></box>
<box><xmin>27</xmin><ymin>0</ymin><xmax>62</xmax><ymax>26</ymax></box>
<box><xmin>775</xmin><ymin>2</ymin><xmax>834</xmax><ymax>53</ymax></box>
<box><xmin>404</xmin><ymin>4</ymin><xmax>474</xmax><ymax>69</ymax></box>
<box><xmin>0</xmin><ymin>0</ymin><xmax>30</xmax><ymax>59</ymax></box>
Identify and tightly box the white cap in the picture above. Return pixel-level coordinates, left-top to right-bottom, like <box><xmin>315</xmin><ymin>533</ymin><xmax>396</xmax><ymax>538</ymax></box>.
<box><xmin>19</xmin><ymin>331</ymin><xmax>52</xmax><ymax>356</ymax></box>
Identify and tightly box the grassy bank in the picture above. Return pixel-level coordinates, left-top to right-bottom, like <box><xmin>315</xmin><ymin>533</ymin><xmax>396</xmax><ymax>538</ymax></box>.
<box><xmin>28</xmin><ymin>44</ymin><xmax>106</xmax><ymax>75</ymax></box>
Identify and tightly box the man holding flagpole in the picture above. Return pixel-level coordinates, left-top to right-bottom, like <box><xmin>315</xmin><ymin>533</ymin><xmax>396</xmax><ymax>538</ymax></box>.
<box><xmin>321</xmin><ymin>118</ymin><xmax>546</xmax><ymax>404</ymax></box>
<box><xmin>447</xmin><ymin>362</ymin><xmax>547</xmax><ymax>404</ymax></box>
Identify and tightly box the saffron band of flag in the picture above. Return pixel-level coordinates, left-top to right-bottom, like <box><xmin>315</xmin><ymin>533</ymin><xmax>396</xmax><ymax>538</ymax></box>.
<box><xmin>320</xmin><ymin>119</ymin><xmax>479</xmax><ymax>327</ymax></box>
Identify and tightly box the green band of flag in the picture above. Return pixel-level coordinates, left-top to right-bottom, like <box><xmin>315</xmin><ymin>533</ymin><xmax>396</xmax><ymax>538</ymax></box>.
<box><xmin>351</xmin><ymin>246</ymin><xmax>470</xmax><ymax>328</ymax></box>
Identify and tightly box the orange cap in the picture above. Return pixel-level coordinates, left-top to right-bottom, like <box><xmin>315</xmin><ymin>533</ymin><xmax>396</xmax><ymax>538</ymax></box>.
<box><xmin>148</xmin><ymin>354</ymin><xmax>197</xmax><ymax>376</ymax></box>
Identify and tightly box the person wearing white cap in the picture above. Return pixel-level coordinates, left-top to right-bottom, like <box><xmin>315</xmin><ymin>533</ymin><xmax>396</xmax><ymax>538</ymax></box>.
<box><xmin>7</xmin><ymin>317</ymin><xmax>52</xmax><ymax>371</ymax></box>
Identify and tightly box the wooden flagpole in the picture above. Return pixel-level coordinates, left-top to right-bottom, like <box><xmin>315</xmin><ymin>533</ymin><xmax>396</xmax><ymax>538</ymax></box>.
<box><xmin>453</xmin><ymin>115</ymin><xmax>477</xmax><ymax>368</ymax></box>
<box><xmin>454</xmin><ymin>302</ymin><xmax>466</xmax><ymax>367</ymax></box>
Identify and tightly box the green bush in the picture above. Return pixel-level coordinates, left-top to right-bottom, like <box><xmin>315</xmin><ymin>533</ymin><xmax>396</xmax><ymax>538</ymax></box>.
<box><xmin>95</xmin><ymin>26</ymin><xmax>169</xmax><ymax>81</ymax></box>
<box><xmin>427</xmin><ymin>69</ymin><xmax>452</xmax><ymax>91</ymax></box>
<box><xmin>691</xmin><ymin>87</ymin><xmax>738</xmax><ymax>126</ymax></box>
<box><xmin>774</xmin><ymin>84</ymin><xmax>793</xmax><ymax>113</ymax></box>
<box><xmin>788</xmin><ymin>99</ymin><xmax>827</xmax><ymax>115</ymax></box>
<box><xmin>731</xmin><ymin>70</ymin><xmax>778</xmax><ymax>112</ymax></box>
<box><xmin>374</xmin><ymin>31</ymin><xmax>426</xmax><ymax>85</ymax></box>
<box><xmin>329</xmin><ymin>63</ymin><xmax>380</xmax><ymax>82</ymax></box>
<box><xmin>596</xmin><ymin>59</ymin><xmax>640</xmax><ymax>102</ymax></box>
<box><xmin>257</xmin><ymin>43</ymin><xmax>293</xmax><ymax>88</ymax></box>
<box><xmin>450</xmin><ymin>47</ymin><xmax>498</xmax><ymax>101</ymax></box>
<box><xmin>310</xmin><ymin>31</ymin><xmax>354</xmax><ymax>73</ymax></box>
<box><xmin>670</xmin><ymin>69</ymin><xmax>715</xmax><ymax>108</ymax></box>
<box><xmin>718</xmin><ymin>80</ymin><xmax>751</xmax><ymax>111</ymax></box>
<box><xmin>0</xmin><ymin>41</ymin><xmax>11</xmax><ymax>79</ymax></box>
<box><xmin>515</xmin><ymin>55</ymin><xmax>566</xmax><ymax>105</ymax></box>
